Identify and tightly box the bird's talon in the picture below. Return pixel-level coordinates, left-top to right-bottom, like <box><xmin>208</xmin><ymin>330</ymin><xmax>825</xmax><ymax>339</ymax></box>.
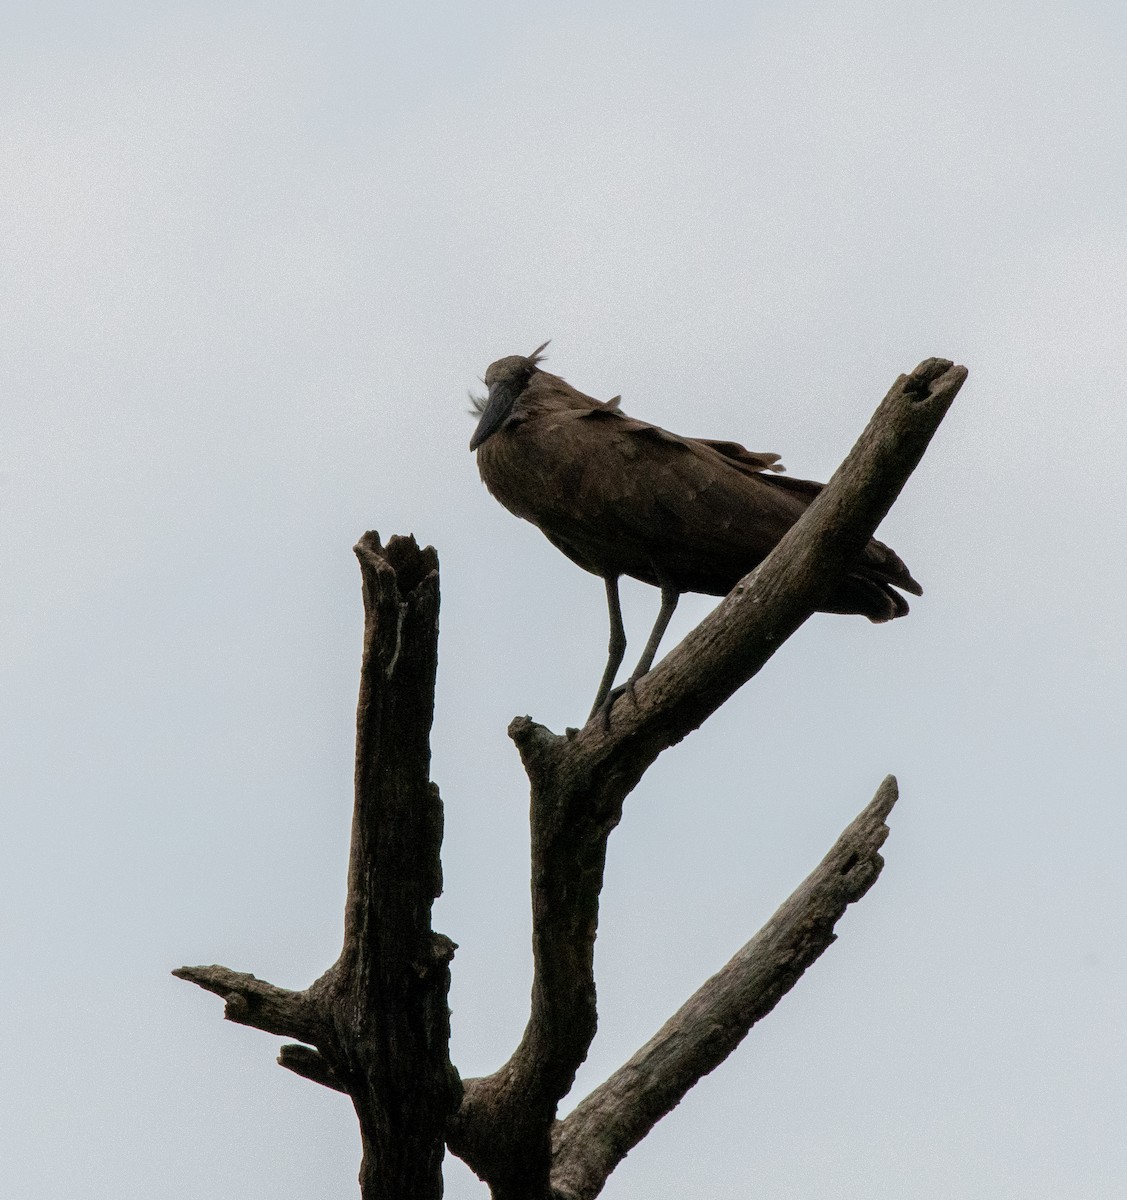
<box><xmin>596</xmin><ymin>678</ymin><xmax>642</xmax><ymax>730</ymax></box>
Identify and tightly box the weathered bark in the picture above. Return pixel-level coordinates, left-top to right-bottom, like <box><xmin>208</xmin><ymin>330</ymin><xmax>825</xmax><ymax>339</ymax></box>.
<box><xmin>175</xmin><ymin>533</ymin><xmax>460</xmax><ymax>1200</ymax></box>
<box><xmin>549</xmin><ymin>777</ymin><xmax>898</xmax><ymax>1200</ymax></box>
<box><xmin>176</xmin><ymin>359</ymin><xmax>965</xmax><ymax>1200</ymax></box>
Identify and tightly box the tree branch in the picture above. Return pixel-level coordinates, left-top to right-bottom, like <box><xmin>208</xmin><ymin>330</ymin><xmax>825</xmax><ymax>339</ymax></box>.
<box><xmin>171</xmin><ymin>965</ymin><xmax>318</xmax><ymax>1043</ymax></box>
<box><xmin>549</xmin><ymin>776</ymin><xmax>898</xmax><ymax>1200</ymax></box>
<box><xmin>278</xmin><ymin>1044</ymin><xmax>350</xmax><ymax>1093</ymax></box>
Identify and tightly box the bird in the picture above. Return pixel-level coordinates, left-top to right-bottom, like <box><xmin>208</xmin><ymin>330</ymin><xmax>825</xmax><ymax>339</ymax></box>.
<box><xmin>470</xmin><ymin>344</ymin><xmax>921</xmax><ymax>721</ymax></box>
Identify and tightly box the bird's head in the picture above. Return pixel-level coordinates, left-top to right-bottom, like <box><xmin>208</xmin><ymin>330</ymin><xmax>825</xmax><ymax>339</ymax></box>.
<box><xmin>469</xmin><ymin>342</ymin><xmax>550</xmax><ymax>450</ymax></box>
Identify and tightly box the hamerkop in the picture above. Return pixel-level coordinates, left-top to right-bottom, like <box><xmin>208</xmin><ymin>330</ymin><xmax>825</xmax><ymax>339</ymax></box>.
<box><xmin>470</xmin><ymin>344</ymin><xmax>921</xmax><ymax>720</ymax></box>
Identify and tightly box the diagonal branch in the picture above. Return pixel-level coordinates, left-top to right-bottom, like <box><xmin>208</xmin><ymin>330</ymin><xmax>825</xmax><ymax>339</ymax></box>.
<box><xmin>448</xmin><ymin>360</ymin><xmax>964</xmax><ymax>1198</ymax></box>
<box><xmin>549</xmin><ymin>777</ymin><xmax>899</xmax><ymax>1200</ymax></box>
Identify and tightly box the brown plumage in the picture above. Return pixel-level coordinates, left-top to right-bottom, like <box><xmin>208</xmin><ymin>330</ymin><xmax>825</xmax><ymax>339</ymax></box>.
<box><xmin>470</xmin><ymin>345</ymin><xmax>922</xmax><ymax>718</ymax></box>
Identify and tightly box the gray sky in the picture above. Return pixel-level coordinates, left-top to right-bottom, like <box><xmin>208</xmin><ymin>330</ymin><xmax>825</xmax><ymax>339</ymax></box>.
<box><xmin>4</xmin><ymin>2</ymin><xmax>1127</xmax><ymax>1196</ymax></box>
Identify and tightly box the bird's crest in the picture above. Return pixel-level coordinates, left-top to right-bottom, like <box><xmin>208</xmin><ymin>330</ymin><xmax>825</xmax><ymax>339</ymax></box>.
<box><xmin>469</xmin><ymin>341</ymin><xmax>551</xmax><ymax>416</ymax></box>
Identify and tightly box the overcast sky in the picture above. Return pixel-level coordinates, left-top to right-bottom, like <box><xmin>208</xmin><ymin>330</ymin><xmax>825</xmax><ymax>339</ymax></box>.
<box><xmin>4</xmin><ymin>2</ymin><xmax>1127</xmax><ymax>1197</ymax></box>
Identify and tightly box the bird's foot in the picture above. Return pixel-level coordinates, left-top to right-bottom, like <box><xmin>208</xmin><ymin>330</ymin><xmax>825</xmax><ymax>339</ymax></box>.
<box><xmin>596</xmin><ymin>677</ymin><xmax>642</xmax><ymax>731</ymax></box>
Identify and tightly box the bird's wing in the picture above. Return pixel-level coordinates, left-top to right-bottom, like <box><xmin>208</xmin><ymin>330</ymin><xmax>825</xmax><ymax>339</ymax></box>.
<box><xmin>581</xmin><ymin>409</ymin><xmax>786</xmax><ymax>475</ymax></box>
<box><xmin>571</xmin><ymin>408</ymin><xmax>919</xmax><ymax>596</ymax></box>
<box><xmin>481</xmin><ymin>377</ymin><xmax>920</xmax><ymax>601</ymax></box>
<box><xmin>531</xmin><ymin>408</ymin><xmax>815</xmax><ymax>588</ymax></box>
<box><xmin>694</xmin><ymin>438</ymin><xmax>786</xmax><ymax>475</ymax></box>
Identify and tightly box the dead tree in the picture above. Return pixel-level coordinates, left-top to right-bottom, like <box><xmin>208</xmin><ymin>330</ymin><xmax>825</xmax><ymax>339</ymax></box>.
<box><xmin>175</xmin><ymin>357</ymin><xmax>966</xmax><ymax>1199</ymax></box>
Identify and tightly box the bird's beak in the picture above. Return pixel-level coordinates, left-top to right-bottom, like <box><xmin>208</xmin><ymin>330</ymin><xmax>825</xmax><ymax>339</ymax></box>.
<box><xmin>469</xmin><ymin>381</ymin><xmax>516</xmax><ymax>451</ymax></box>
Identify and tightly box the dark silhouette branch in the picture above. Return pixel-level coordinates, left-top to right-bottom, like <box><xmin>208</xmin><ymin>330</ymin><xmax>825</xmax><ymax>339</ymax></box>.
<box><xmin>278</xmin><ymin>1044</ymin><xmax>350</xmax><ymax>1093</ymax></box>
<box><xmin>330</xmin><ymin>533</ymin><xmax>461</xmax><ymax>1200</ymax></box>
<box><xmin>549</xmin><ymin>777</ymin><xmax>898</xmax><ymax>1200</ymax></box>
<box><xmin>176</xmin><ymin>533</ymin><xmax>459</xmax><ymax>1200</ymax></box>
<box><xmin>448</xmin><ymin>359</ymin><xmax>964</xmax><ymax>1198</ymax></box>
<box><xmin>170</xmin><ymin>965</ymin><xmax>317</xmax><ymax>1042</ymax></box>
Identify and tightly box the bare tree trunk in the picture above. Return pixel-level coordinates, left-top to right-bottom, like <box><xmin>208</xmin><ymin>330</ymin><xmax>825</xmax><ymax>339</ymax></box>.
<box><xmin>176</xmin><ymin>358</ymin><xmax>966</xmax><ymax>1199</ymax></box>
<box><xmin>176</xmin><ymin>533</ymin><xmax>460</xmax><ymax>1200</ymax></box>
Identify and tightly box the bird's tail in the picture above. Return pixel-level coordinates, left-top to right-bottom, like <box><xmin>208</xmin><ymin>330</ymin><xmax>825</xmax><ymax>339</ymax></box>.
<box><xmin>823</xmin><ymin>538</ymin><xmax>922</xmax><ymax>622</ymax></box>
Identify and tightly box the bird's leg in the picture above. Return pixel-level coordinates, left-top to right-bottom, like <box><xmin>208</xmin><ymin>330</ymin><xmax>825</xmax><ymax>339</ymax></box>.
<box><xmin>597</xmin><ymin>584</ymin><xmax>680</xmax><ymax>727</ymax></box>
<box><xmin>588</xmin><ymin>575</ymin><xmax>627</xmax><ymax>720</ymax></box>
<box><xmin>627</xmin><ymin>583</ymin><xmax>680</xmax><ymax>685</ymax></box>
